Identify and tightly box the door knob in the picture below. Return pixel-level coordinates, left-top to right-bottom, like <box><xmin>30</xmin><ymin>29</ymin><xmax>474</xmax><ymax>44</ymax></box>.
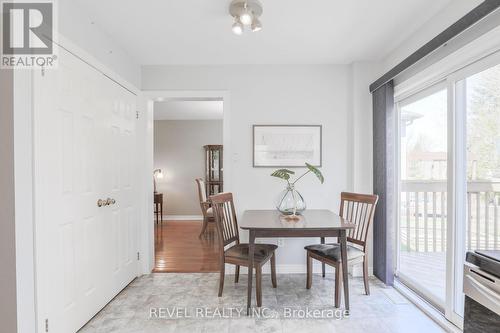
<box><xmin>98</xmin><ymin>198</ymin><xmax>116</xmax><ymax>207</ymax></box>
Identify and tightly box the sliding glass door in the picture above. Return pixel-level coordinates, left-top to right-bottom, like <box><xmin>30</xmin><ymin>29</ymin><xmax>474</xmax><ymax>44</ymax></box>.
<box><xmin>397</xmin><ymin>85</ymin><xmax>449</xmax><ymax>309</ymax></box>
<box><xmin>454</xmin><ymin>62</ymin><xmax>500</xmax><ymax>317</ymax></box>
<box><xmin>464</xmin><ymin>63</ymin><xmax>500</xmax><ymax>253</ymax></box>
<box><xmin>396</xmin><ymin>54</ymin><xmax>500</xmax><ymax>325</ymax></box>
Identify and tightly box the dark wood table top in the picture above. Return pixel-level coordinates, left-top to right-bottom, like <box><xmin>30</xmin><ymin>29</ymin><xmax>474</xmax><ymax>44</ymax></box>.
<box><xmin>240</xmin><ymin>209</ymin><xmax>355</xmax><ymax>231</ymax></box>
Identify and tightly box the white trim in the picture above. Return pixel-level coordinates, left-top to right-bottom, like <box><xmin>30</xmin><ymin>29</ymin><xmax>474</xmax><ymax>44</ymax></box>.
<box><xmin>13</xmin><ymin>69</ymin><xmax>37</xmax><ymax>333</ymax></box>
<box><xmin>448</xmin><ymin>48</ymin><xmax>500</xmax><ymax>82</ymax></box>
<box><xmin>395</xmin><ymin>24</ymin><xmax>500</xmax><ymax>100</ymax></box>
<box><xmin>445</xmin><ymin>75</ymin><xmax>458</xmax><ymax>325</ymax></box>
<box><xmin>451</xmin><ymin>79</ymin><xmax>468</xmax><ymax>324</ymax></box>
<box><xmin>142</xmin><ymin>89</ymin><xmax>232</xmax><ymax>277</ymax></box>
<box><xmin>394</xmin><ymin>280</ymin><xmax>462</xmax><ymax>332</ymax></box>
<box><xmin>397</xmin><ymin>80</ymin><xmax>447</xmax><ymax>106</ymax></box>
<box><xmin>394</xmin><ymin>102</ymin><xmax>401</xmax><ymax>278</ymax></box>
<box><xmin>162</xmin><ymin>215</ymin><xmax>203</xmax><ymax>221</ymax></box>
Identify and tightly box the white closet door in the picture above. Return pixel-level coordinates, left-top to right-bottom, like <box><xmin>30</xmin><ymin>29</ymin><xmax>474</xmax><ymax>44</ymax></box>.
<box><xmin>34</xmin><ymin>46</ymin><xmax>138</xmax><ymax>333</ymax></box>
<box><xmin>106</xmin><ymin>75</ymin><xmax>138</xmax><ymax>294</ymax></box>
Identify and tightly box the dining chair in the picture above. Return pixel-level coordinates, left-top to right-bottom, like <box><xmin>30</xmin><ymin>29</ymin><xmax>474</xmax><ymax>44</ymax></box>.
<box><xmin>195</xmin><ymin>178</ymin><xmax>215</xmax><ymax>238</ymax></box>
<box><xmin>210</xmin><ymin>192</ymin><xmax>277</xmax><ymax>307</ymax></box>
<box><xmin>304</xmin><ymin>192</ymin><xmax>378</xmax><ymax>307</ymax></box>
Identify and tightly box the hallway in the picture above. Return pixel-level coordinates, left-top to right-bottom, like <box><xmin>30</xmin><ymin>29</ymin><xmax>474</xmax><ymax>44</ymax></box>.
<box><xmin>154</xmin><ymin>221</ymin><xmax>219</xmax><ymax>272</ymax></box>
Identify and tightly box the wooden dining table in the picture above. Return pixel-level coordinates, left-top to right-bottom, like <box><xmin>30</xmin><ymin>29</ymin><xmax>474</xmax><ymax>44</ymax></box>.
<box><xmin>240</xmin><ymin>209</ymin><xmax>356</xmax><ymax>314</ymax></box>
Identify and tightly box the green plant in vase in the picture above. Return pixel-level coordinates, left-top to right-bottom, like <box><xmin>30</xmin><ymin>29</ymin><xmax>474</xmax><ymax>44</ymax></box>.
<box><xmin>271</xmin><ymin>163</ymin><xmax>324</xmax><ymax>217</ymax></box>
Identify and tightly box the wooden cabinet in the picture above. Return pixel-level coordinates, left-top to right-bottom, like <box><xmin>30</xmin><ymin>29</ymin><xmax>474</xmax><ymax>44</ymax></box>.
<box><xmin>204</xmin><ymin>145</ymin><xmax>223</xmax><ymax>196</ymax></box>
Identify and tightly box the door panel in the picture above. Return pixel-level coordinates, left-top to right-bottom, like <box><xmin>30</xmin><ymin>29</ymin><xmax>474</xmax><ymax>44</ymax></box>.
<box><xmin>397</xmin><ymin>86</ymin><xmax>449</xmax><ymax>309</ymax></box>
<box><xmin>34</xmin><ymin>46</ymin><xmax>138</xmax><ymax>333</ymax></box>
<box><xmin>454</xmin><ymin>62</ymin><xmax>500</xmax><ymax>318</ymax></box>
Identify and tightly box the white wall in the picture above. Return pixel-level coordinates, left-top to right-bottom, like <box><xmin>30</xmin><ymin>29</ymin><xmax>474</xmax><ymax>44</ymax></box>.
<box><xmin>0</xmin><ymin>69</ymin><xmax>18</xmax><ymax>333</ymax></box>
<box><xmin>58</xmin><ymin>1</ymin><xmax>140</xmax><ymax>87</ymax></box>
<box><xmin>143</xmin><ymin>64</ymin><xmax>370</xmax><ymax>271</ymax></box>
<box><xmin>350</xmin><ymin>62</ymin><xmax>382</xmax><ymax>274</ymax></box>
<box><xmin>154</xmin><ymin>120</ymin><xmax>223</xmax><ymax>216</ymax></box>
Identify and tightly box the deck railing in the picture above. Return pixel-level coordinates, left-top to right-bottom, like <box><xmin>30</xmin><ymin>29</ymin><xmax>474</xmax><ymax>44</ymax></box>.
<box><xmin>400</xmin><ymin>180</ymin><xmax>500</xmax><ymax>252</ymax></box>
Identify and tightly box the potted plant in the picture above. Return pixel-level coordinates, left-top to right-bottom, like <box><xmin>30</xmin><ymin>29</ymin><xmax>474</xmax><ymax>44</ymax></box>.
<box><xmin>271</xmin><ymin>163</ymin><xmax>324</xmax><ymax>217</ymax></box>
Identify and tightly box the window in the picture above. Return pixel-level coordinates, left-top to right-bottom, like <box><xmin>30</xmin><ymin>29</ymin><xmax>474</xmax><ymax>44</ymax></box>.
<box><xmin>396</xmin><ymin>55</ymin><xmax>500</xmax><ymax>326</ymax></box>
<box><xmin>397</xmin><ymin>86</ymin><xmax>448</xmax><ymax>309</ymax></box>
<box><xmin>454</xmin><ymin>63</ymin><xmax>500</xmax><ymax>317</ymax></box>
<box><xmin>464</xmin><ymin>64</ymin><xmax>500</xmax><ymax>252</ymax></box>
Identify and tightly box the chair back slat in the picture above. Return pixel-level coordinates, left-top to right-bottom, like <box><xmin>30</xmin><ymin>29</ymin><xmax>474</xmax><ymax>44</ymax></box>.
<box><xmin>210</xmin><ymin>192</ymin><xmax>239</xmax><ymax>248</ymax></box>
<box><xmin>339</xmin><ymin>192</ymin><xmax>379</xmax><ymax>250</ymax></box>
<box><xmin>195</xmin><ymin>178</ymin><xmax>207</xmax><ymax>203</ymax></box>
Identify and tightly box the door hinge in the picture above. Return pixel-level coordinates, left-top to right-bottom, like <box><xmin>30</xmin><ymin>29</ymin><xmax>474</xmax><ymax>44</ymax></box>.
<box><xmin>45</xmin><ymin>318</ymin><xmax>49</xmax><ymax>332</ymax></box>
<box><xmin>137</xmin><ymin>252</ymin><xmax>140</xmax><ymax>261</ymax></box>
<box><xmin>136</xmin><ymin>110</ymin><xmax>139</xmax><ymax>119</ymax></box>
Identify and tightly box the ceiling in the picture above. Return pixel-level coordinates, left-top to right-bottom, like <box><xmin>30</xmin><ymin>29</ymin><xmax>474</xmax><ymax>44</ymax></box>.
<box><xmin>154</xmin><ymin>100</ymin><xmax>223</xmax><ymax>120</ymax></box>
<box><xmin>75</xmin><ymin>0</ymin><xmax>454</xmax><ymax>65</ymax></box>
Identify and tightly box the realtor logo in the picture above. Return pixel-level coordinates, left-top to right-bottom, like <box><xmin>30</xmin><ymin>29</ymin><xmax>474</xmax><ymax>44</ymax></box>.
<box><xmin>1</xmin><ymin>1</ymin><xmax>57</xmax><ymax>68</ymax></box>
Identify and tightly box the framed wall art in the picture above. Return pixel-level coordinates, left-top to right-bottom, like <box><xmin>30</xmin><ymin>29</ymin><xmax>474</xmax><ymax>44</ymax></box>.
<box><xmin>253</xmin><ymin>125</ymin><xmax>322</xmax><ymax>167</ymax></box>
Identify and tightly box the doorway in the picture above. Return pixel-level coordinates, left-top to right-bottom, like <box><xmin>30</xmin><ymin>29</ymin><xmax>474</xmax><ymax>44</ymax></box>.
<box><xmin>149</xmin><ymin>96</ymin><xmax>227</xmax><ymax>272</ymax></box>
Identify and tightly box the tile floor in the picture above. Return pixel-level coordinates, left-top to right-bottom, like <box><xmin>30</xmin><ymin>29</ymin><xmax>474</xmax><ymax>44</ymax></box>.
<box><xmin>79</xmin><ymin>273</ymin><xmax>446</xmax><ymax>333</ymax></box>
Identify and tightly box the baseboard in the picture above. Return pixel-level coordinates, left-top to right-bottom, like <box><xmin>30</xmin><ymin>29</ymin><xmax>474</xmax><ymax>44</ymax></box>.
<box><xmin>224</xmin><ymin>263</ymin><xmax>374</xmax><ymax>276</ymax></box>
<box><xmin>162</xmin><ymin>215</ymin><xmax>203</xmax><ymax>221</ymax></box>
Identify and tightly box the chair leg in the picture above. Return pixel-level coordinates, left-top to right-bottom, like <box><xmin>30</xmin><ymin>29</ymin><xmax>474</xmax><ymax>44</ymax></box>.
<box><xmin>235</xmin><ymin>265</ymin><xmax>240</xmax><ymax>283</ymax></box>
<box><xmin>363</xmin><ymin>257</ymin><xmax>370</xmax><ymax>295</ymax></box>
<box><xmin>198</xmin><ymin>217</ymin><xmax>208</xmax><ymax>238</ymax></box>
<box><xmin>256</xmin><ymin>265</ymin><xmax>262</xmax><ymax>307</ymax></box>
<box><xmin>270</xmin><ymin>253</ymin><xmax>277</xmax><ymax>288</ymax></box>
<box><xmin>306</xmin><ymin>252</ymin><xmax>312</xmax><ymax>289</ymax></box>
<box><xmin>320</xmin><ymin>237</ymin><xmax>325</xmax><ymax>278</ymax></box>
<box><xmin>334</xmin><ymin>265</ymin><xmax>342</xmax><ymax>308</ymax></box>
<box><xmin>218</xmin><ymin>260</ymin><xmax>225</xmax><ymax>297</ymax></box>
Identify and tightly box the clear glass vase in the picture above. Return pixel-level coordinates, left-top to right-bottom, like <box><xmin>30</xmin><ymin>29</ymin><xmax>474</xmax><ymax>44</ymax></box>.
<box><xmin>275</xmin><ymin>184</ymin><xmax>306</xmax><ymax>215</ymax></box>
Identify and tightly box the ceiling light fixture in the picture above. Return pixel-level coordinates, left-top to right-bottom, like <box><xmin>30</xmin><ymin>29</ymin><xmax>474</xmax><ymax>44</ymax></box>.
<box><xmin>229</xmin><ymin>0</ymin><xmax>263</xmax><ymax>35</ymax></box>
<box><xmin>239</xmin><ymin>3</ymin><xmax>253</xmax><ymax>25</ymax></box>
<box><xmin>232</xmin><ymin>18</ymin><xmax>244</xmax><ymax>35</ymax></box>
<box><xmin>251</xmin><ymin>18</ymin><xmax>262</xmax><ymax>32</ymax></box>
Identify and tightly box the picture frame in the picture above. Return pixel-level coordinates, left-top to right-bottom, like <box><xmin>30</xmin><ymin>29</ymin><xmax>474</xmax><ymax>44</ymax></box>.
<box><xmin>253</xmin><ymin>125</ymin><xmax>322</xmax><ymax>167</ymax></box>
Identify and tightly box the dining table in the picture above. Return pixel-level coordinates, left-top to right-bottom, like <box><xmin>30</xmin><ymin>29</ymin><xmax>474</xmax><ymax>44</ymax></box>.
<box><xmin>239</xmin><ymin>209</ymin><xmax>356</xmax><ymax>314</ymax></box>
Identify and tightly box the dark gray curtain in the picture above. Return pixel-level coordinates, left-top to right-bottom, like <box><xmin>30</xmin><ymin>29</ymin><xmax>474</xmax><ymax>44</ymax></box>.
<box><xmin>372</xmin><ymin>81</ymin><xmax>395</xmax><ymax>285</ymax></box>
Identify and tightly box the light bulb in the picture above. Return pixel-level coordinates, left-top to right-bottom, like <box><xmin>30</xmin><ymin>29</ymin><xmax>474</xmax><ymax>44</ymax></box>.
<box><xmin>239</xmin><ymin>11</ymin><xmax>253</xmax><ymax>25</ymax></box>
<box><xmin>251</xmin><ymin>18</ymin><xmax>262</xmax><ymax>32</ymax></box>
<box><xmin>232</xmin><ymin>20</ymin><xmax>243</xmax><ymax>35</ymax></box>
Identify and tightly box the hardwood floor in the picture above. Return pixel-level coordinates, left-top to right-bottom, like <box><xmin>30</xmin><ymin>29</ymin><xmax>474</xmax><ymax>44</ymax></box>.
<box><xmin>154</xmin><ymin>220</ymin><xmax>220</xmax><ymax>273</ymax></box>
